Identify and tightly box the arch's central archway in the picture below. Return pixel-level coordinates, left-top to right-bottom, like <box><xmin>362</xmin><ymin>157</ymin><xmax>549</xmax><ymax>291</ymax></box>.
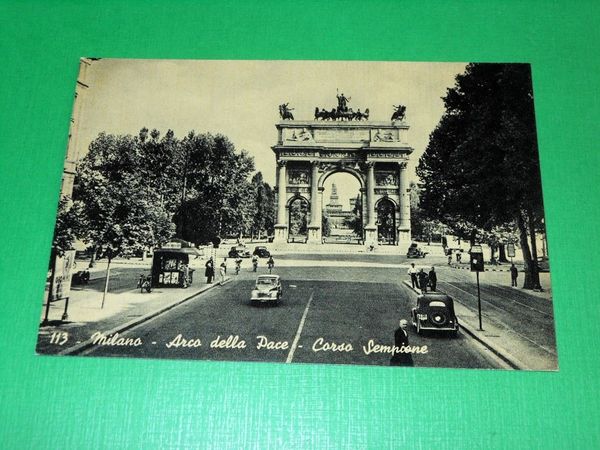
<box><xmin>272</xmin><ymin>120</ymin><xmax>413</xmax><ymax>247</ymax></box>
<box><xmin>321</xmin><ymin>171</ymin><xmax>363</xmax><ymax>244</ymax></box>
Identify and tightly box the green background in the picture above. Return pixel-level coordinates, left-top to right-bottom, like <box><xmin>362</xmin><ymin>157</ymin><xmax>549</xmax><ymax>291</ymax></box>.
<box><xmin>1</xmin><ymin>1</ymin><xmax>599</xmax><ymax>448</ymax></box>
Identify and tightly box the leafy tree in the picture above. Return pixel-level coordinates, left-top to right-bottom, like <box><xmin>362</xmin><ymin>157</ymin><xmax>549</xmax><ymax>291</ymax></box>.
<box><xmin>417</xmin><ymin>63</ymin><xmax>544</xmax><ymax>288</ymax></box>
<box><xmin>344</xmin><ymin>193</ymin><xmax>363</xmax><ymax>236</ymax></box>
<box><xmin>174</xmin><ymin>132</ymin><xmax>255</xmax><ymax>244</ymax></box>
<box><xmin>74</xmin><ymin>133</ymin><xmax>175</xmax><ymax>264</ymax></box>
<box><xmin>250</xmin><ymin>172</ymin><xmax>276</xmax><ymax>240</ymax></box>
<box><xmin>322</xmin><ymin>213</ymin><xmax>332</xmax><ymax>237</ymax></box>
<box><xmin>52</xmin><ymin>197</ymin><xmax>87</xmax><ymax>256</ymax></box>
<box><xmin>376</xmin><ymin>200</ymin><xmax>395</xmax><ymax>243</ymax></box>
<box><xmin>288</xmin><ymin>198</ymin><xmax>308</xmax><ymax>236</ymax></box>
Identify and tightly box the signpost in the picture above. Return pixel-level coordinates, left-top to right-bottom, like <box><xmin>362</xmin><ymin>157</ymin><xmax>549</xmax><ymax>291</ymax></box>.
<box><xmin>507</xmin><ymin>242</ymin><xmax>516</xmax><ymax>265</ymax></box>
<box><xmin>470</xmin><ymin>245</ymin><xmax>484</xmax><ymax>330</ymax></box>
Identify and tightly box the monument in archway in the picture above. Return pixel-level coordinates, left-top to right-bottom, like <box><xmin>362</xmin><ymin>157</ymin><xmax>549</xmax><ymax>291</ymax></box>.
<box><xmin>272</xmin><ymin>97</ymin><xmax>414</xmax><ymax>247</ymax></box>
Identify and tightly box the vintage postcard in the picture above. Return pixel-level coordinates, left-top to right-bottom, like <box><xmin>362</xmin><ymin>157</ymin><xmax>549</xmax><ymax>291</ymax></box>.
<box><xmin>36</xmin><ymin>59</ymin><xmax>557</xmax><ymax>370</ymax></box>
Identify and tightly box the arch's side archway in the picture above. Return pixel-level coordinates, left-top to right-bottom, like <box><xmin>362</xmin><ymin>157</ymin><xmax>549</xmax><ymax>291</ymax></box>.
<box><xmin>376</xmin><ymin>197</ymin><xmax>397</xmax><ymax>245</ymax></box>
<box><xmin>287</xmin><ymin>196</ymin><xmax>309</xmax><ymax>243</ymax></box>
<box><xmin>272</xmin><ymin>119</ymin><xmax>413</xmax><ymax>248</ymax></box>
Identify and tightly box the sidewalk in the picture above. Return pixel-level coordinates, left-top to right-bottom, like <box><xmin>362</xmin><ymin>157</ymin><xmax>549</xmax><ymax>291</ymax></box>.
<box><xmin>37</xmin><ymin>277</ymin><xmax>230</xmax><ymax>355</ymax></box>
<box><xmin>401</xmin><ymin>280</ymin><xmax>558</xmax><ymax>371</ymax></box>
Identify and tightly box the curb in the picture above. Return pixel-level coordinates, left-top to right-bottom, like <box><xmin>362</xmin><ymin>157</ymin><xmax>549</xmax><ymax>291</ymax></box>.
<box><xmin>448</xmin><ymin>264</ymin><xmax>519</xmax><ymax>272</ymax></box>
<box><xmin>58</xmin><ymin>278</ymin><xmax>232</xmax><ymax>356</ymax></box>
<box><xmin>455</xmin><ymin>319</ymin><xmax>522</xmax><ymax>369</ymax></box>
<box><xmin>400</xmin><ymin>280</ymin><xmax>523</xmax><ymax>370</ymax></box>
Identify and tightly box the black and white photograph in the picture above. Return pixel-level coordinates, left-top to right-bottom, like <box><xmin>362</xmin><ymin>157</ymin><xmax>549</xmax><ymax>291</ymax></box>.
<box><xmin>36</xmin><ymin>59</ymin><xmax>557</xmax><ymax>370</ymax></box>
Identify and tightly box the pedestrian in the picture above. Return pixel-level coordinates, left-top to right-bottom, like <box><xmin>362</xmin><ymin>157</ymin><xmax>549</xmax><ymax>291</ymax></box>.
<box><xmin>205</xmin><ymin>257</ymin><xmax>214</xmax><ymax>284</ymax></box>
<box><xmin>407</xmin><ymin>263</ymin><xmax>418</xmax><ymax>289</ymax></box>
<box><xmin>428</xmin><ymin>267</ymin><xmax>437</xmax><ymax>292</ymax></box>
<box><xmin>456</xmin><ymin>252</ymin><xmax>462</xmax><ymax>263</ymax></box>
<box><xmin>219</xmin><ymin>261</ymin><xmax>226</xmax><ymax>285</ymax></box>
<box><xmin>390</xmin><ymin>319</ymin><xmax>414</xmax><ymax>367</ymax></box>
<box><xmin>448</xmin><ymin>254</ymin><xmax>452</xmax><ymax>265</ymax></box>
<box><xmin>510</xmin><ymin>263</ymin><xmax>518</xmax><ymax>287</ymax></box>
<box><xmin>418</xmin><ymin>268</ymin><xmax>429</xmax><ymax>293</ymax></box>
<box><xmin>182</xmin><ymin>263</ymin><xmax>190</xmax><ymax>288</ymax></box>
<box><xmin>222</xmin><ymin>257</ymin><xmax>228</xmax><ymax>274</ymax></box>
<box><xmin>252</xmin><ymin>254</ymin><xmax>258</xmax><ymax>272</ymax></box>
<box><xmin>267</xmin><ymin>256</ymin><xmax>275</xmax><ymax>274</ymax></box>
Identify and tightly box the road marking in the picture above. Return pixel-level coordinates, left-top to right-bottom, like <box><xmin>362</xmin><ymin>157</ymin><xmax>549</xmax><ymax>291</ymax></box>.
<box><xmin>286</xmin><ymin>290</ymin><xmax>314</xmax><ymax>363</ymax></box>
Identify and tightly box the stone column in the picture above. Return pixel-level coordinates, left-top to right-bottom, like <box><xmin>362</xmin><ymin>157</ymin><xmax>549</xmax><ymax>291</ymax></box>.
<box><xmin>273</xmin><ymin>160</ymin><xmax>288</xmax><ymax>243</ymax></box>
<box><xmin>397</xmin><ymin>162</ymin><xmax>411</xmax><ymax>244</ymax></box>
<box><xmin>364</xmin><ymin>161</ymin><xmax>377</xmax><ymax>246</ymax></box>
<box><xmin>307</xmin><ymin>160</ymin><xmax>322</xmax><ymax>244</ymax></box>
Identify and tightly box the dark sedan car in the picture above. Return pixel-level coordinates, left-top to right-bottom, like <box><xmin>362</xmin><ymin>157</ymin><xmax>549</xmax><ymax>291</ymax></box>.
<box><xmin>253</xmin><ymin>246</ymin><xmax>271</xmax><ymax>258</ymax></box>
<box><xmin>411</xmin><ymin>293</ymin><xmax>459</xmax><ymax>336</ymax></box>
<box><xmin>407</xmin><ymin>242</ymin><xmax>428</xmax><ymax>258</ymax></box>
<box><xmin>228</xmin><ymin>245</ymin><xmax>251</xmax><ymax>258</ymax></box>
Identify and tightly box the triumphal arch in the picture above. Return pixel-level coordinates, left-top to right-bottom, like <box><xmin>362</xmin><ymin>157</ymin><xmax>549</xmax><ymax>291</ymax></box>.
<box><xmin>272</xmin><ymin>98</ymin><xmax>413</xmax><ymax>247</ymax></box>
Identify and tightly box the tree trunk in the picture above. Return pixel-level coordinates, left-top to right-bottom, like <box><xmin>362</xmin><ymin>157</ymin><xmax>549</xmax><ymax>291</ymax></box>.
<box><xmin>498</xmin><ymin>244</ymin><xmax>509</xmax><ymax>263</ymax></box>
<box><xmin>89</xmin><ymin>244</ymin><xmax>98</xmax><ymax>268</ymax></box>
<box><xmin>517</xmin><ymin>211</ymin><xmax>535</xmax><ymax>289</ymax></box>
<box><xmin>527</xmin><ymin>208</ymin><xmax>542</xmax><ymax>290</ymax></box>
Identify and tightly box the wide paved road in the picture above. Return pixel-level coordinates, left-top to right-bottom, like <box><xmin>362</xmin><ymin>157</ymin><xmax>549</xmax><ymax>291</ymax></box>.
<box><xmin>85</xmin><ymin>264</ymin><xmax>499</xmax><ymax>369</ymax></box>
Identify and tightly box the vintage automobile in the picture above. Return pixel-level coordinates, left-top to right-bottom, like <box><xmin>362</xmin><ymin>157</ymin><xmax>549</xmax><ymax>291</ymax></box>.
<box><xmin>537</xmin><ymin>256</ymin><xmax>550</xmax><ymax>272</ymax></box>
<box><xmin>407</xmin><ymin>242</ymin><xmax>428</xmax><ymax>258</ymax></box>
<box><xmin>411</xmin><ymin>293</ymin><xmax>459</xmax><ymax>336</ymax></box>
<box><xmin>250</xmin><ymin>275</ymin><xmax>282</xmax><ymax>305</ymax></box>
<box><xmin>228</xmin><ymin>245</ymin><xmax>251</xmax><ymax>258</ymax></box>
<box><xmin>253</xmin><ymin>246</ymin><xmax>271</xmax><ymax>258</ymax></box>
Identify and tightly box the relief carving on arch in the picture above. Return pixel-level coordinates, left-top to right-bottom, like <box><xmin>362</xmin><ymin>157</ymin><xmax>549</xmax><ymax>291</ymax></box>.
<box><xmin>288</xmin><ymin>170</ymin><xmax>310</xmax><ymax>185</ymax></box>
<box><xmin>376</xmin><ymin>172</ymin><xmax>398</xmax><ymax>186</ymax></box>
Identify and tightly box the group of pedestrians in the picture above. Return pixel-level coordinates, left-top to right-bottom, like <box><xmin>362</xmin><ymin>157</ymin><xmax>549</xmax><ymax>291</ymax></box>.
<box><xmin>407</xmin><ymin>263</ymin><xmax>437</xmax><ymax>293</ymax></box>
<box><xmin>204</xmin><ymin>257</ymin><xmax>228</xmax><ymax>285</ymax></box>
<box><xmin>204</xmin><ymin>255</ymin><xmax>276</xmax><ymax>284</ymax></box>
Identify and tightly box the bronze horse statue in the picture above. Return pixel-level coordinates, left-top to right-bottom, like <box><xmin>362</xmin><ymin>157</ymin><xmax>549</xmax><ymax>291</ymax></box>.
<box><xmin>279</xmin><ymin>103</ymin><xmax>294</xmax><ymax>120</ymax></box>
<box><xmin>391</xmin><ymin>105</ymin><xmax>406</xmax><ymax>121</ymax></box>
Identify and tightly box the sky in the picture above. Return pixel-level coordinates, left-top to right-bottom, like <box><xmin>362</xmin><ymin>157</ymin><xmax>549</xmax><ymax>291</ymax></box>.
<box><xmin>76</xmin><ymin>59</ymin><xmax>467</xmax><ymax>207</ymax></box>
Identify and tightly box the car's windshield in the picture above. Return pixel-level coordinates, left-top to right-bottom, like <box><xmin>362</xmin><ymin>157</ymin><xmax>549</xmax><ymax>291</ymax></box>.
<box><xmin>257</xmin><ymin>278</ymin><xmax>276</xmax><ymax>285</ymax></box>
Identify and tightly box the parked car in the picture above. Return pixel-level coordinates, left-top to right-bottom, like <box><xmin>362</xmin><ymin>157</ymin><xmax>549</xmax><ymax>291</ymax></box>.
<box><xmin>411</xmin><ymin>293</ymin><xmax>459</xmax><ymax>336</ymax></box>
<box><xmin>250</xmin><ymin>275</ymin><xmax>282</xmax><ymax>305</ymax></box>
<box><xmin>253</xmin><ymin>246</ymin><xmax>271</xmax><ymax>258</ymax></box>
<box><xmin>228</xmin><ymin>245</ymin><xmax>251</xmax><ymax>258</ymax></box>
<box><xmin>407</xmin><ymin>243</ymin><xmax>428</xmax><ymax>258</ymax></box>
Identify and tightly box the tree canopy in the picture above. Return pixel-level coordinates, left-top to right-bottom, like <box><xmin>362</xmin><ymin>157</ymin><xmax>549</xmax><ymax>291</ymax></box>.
<box><xmin>417</xmin><ymin>63</ymin><xmax>545</xmax><ymax>288</ymax></box>
<box><xmin>55</xmin><ymin>128</ymin><xmax>275</xmax><ymax>261</ymax></box>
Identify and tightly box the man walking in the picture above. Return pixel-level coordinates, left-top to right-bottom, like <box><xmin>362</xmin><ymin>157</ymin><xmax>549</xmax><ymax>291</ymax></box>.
<box><xmin>407</xmin><ymin>263</ymin><xmax>418</xmax><ymax>289</ymax></box>
<box><xmin>510</xmin><ymin>263</ymin><xmax>519</xmax><ymax>287</ymax></box>
<box><xmin>428</xmin><ymin>267</ymin><xmax>437</xmax><ymax>292</ymax></box>
<box><xmin>418</xmin><ymin>268</ymin><xmax>429</xmax><ymax>293</ymax></box>
<box><xmin>390</xmin><ymin>319</ymin><xmax>414</xmax><ymax>367</ymax></box>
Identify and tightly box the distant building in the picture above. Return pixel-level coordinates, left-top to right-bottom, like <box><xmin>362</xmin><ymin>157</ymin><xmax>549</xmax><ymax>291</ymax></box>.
<box><xmin>62</xmin><ymin>57</ymin><xmax>94</xmax><ymax>199</ymax></box>
<box><xmin>324</xmin><ymin>184</ymin><xmax>355</xmax><ymax>230</ymax></box>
